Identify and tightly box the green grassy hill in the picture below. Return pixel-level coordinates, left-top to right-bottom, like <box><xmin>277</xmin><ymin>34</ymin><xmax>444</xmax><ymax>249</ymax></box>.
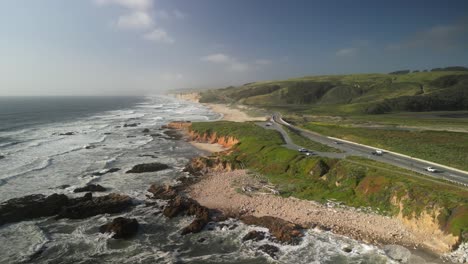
<box><xmin>199</xmin><ymin>69</ymin><xmax>468</xmax><ymax>115</ymax></box>
<box><xmin>190</xmin><ymin>121</ymin><xmax>468</xmax><ymax>242</ymax></box>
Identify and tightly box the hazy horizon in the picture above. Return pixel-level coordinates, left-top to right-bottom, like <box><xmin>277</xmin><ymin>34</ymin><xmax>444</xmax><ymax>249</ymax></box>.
<box><xmin>1</xmin><ymin>0</ymin><xmax>468</xmax><ymax>96</ymax></box>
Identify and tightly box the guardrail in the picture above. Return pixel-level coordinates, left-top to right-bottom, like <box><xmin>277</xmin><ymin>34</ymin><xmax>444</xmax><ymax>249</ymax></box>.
<box><xmin>327</xmin><ymin>136</ymin><xmax>468</xmax><ymax>175</ymax></box>
<box><xmin>275</xmin><ymin>113</ymin><xmax>468</xmax><ymax>176</ymax></box>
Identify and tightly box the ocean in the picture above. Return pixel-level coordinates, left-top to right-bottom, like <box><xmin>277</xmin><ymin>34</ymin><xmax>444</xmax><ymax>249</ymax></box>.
<box><xmin>0</xmin><ymin>95</ymin><xmax>397</xmax><ymax>263</ymax></box>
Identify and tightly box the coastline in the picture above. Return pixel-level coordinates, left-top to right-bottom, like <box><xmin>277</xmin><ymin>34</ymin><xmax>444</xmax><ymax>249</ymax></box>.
<box><xmin>173</xmin><ymin>92</ymin><xmax>462</xmax><ymax>263</ymax></box>
<box><xmin>174</xmin><ymin>92</ymin><xmax>267</xmax><ymax>122</ymax></box>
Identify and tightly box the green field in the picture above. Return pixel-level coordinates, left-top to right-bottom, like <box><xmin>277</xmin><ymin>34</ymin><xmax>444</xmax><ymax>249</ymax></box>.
<box><xmin>190</xmin><ymin>121</ymin><xmax>468</xmax><ymax>239</ymax></box>
<box><xmin>297</xmin><ymin>122</ymin><xmax>468</xmax><ymax>171</ymax></box>
<box><xmin>199</xmin><ymin>70</ymin><xmax>468</xmax><ymax>116</ymax></box>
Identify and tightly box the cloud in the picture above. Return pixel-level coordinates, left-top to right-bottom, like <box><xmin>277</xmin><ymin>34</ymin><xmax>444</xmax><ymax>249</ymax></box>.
<box><xmin>201</xmin><ymin>53</ymin><xmax>231</xmax><ymax>63</ymax></box>
<box><xmin>116</xmin><ymin>11</ymin><xmax>153</xmax><ymax>29</ymax></box>
<box><xmin>94</xmin><ymin>0</ymin><xmax>152</xmax><ymax>11</ymax></box>
<box><xmin>386</xmin><ymin>21</ymin><xmax>467</xmax><ymax>52</ymax></box>
<box><xmin>255</xmin><ymin>59</ymin><xmax>272</xmax><ymax>65</ymax></box>
<box><xmin>94</xmin><ymin>0</ymin><xmax>181</xmax><ymax>43</ymax></box>
<box><xmin>160</xmin><ymin>72</ymin><xmax>183</xmax><ymax>81</ymax></box>
<box><xmin>201</xmin><ymin>53</ymin><xmax>251</xmax><ymax>72</ymax></box>
<box><xmin>336</xmin><ymin>48</ymin><xmax>357</xmax><ymax>57</ymax></box>
<box><xmin>173</xmin><ymin>10</ymin><xmax>186</xmax><ymax>20</ymax></box>
<box><xmin>156</xmin><ymin>9</ymin><xmax>186</xmax><ymax>20</ymax></box>
<box><xmin>229</xmin><ymin>62</ymin><xmax>249</xmax><ymax>72</ymax></box>
<box><xmin>143</xmin><ymin>28</ymin><xmax>174</xmax><ymax>43</ymax></box>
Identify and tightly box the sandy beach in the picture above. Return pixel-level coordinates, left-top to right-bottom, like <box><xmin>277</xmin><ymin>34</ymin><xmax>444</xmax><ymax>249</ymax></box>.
<box><xmin>175</xmin><ymin>92</ymin><xmax>267</xmax><ymax>122</ymax></box>
<box><xmin>189</xmin><ymin>142</ymin><xmax>226</xmax><ymax>153</ymax></box>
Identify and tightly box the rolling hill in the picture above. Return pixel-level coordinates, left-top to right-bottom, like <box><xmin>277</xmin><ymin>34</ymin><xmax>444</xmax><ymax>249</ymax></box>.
<box><xmin>199</xmin><ymin>68</ymin><xmax>468</xmax><ymax>115</ymax></box>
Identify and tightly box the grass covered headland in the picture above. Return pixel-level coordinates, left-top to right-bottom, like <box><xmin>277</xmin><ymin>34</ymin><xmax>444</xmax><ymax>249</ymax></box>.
<box><xmin>199</xmin><ymin>70</ymin><xmax>468</xmax><ymax>116</ymax></box>
<box><xmin>190</xmin><ymin>121</ymin><xmax>468</xmax><ymax>241</ymax></box>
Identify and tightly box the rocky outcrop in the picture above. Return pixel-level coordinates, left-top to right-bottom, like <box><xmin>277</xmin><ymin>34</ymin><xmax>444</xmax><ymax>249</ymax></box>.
<box><xmin>142</xmin><ymin>128</ymin><xmax>150</xmax><ymax>133</ymax></box>
<box><xmin>242</xmin><ymin>230</ymin><xmax>266</xmax><ymax>241</ymax></box>
<box><xmin>92</xmin><ymin>168</ymin><xmax>120</xmax><ymax>176</ymax></box>
<box><xmin>162</xmin><ymin>121</ymin><xmax>192</xmax><ymax>130</ymax></box>
<box><xmin>99</xmin><ymin>217</ymin><xmax>139</xmax><ymax>239</ymax></box>
<box><xmin>258</xmin><ymin>244</ymin><xmax>280</xmax><ymax>259</ymax></box>
<box><xmin>147</xmin><ymin>184</ymin><xmax>178</xmax><ymax>200</ymax></box>
<box><xmin>151</xmin><ymin>185</ymin><xmax>211</xmax><ymax>235</ymax></box>
<box><xmin>163</xmin><ymin>130</ymin><xmax>183</xmax><ymax>140</ymax></box>
<box><xmin>383</xmin><ymin>245</ymin><xmax>411</xmax><ymax>263</ymax></box>
<box><xmin>126</xmin><ymin>163</ymin><xmax>169</xmax><ymax>173</ymax></box>
<box><xmin>188</xmin><ymin>130</ymin><xmax>239</xmax><ymax>149</ymax></box>
<box><xmin>163</xmin><ymin>196</ymin><xmax>209</xmax><ymax>220</ymax></box>
<box><xmin>240</xmin><ymin>215</ymin><xmax>304</xmax><ymax>244</ymax></box>
<box><xmin>59</xmin><ymin>132</ymin><xmax>75</xmax><ymax>136</ymax></box>
<box><xmin>123</xmin><ymin>123</ymin><xmax>139</xmax><ymax>127</ymax></box>
<box><xmin>56</xmin><ymin>193</ymin><xmax>133</xmax><ymax>219</ymax></box>
<box><xmin>0</xmin><ymin>194</ymin><xmax>69</xmax><ymax>225</ymax></box>
<box><xmin>73</xmin><ymin>184</ymin><xmax>107</xmax><ymax>193</ymax></box>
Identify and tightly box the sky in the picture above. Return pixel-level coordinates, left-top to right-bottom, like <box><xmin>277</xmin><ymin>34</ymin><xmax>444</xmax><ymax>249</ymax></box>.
<box><xmin>0</xmin><ymin>0</ymin><xmax>467</xmax><ymax>96</ymax></box>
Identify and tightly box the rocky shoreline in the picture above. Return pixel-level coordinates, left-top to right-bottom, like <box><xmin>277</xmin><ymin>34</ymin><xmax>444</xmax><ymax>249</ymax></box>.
<box><xmin>0</xmin><ymin>121</ymin><xmax>464</xmax><ymax>263</ymax></box>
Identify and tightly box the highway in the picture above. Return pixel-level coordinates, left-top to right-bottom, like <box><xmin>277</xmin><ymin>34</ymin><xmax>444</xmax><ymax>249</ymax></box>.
<box><xmin>260</xmin><ymin>113</ymin><xmax>468</xmax><ymax>187</ymax></box>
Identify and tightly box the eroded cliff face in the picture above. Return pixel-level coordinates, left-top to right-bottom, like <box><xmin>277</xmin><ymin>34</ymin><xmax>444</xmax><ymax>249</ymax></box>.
<box><xmin>391</xmin><ymin>194</ymin><xmax>460</xmax><ymax>253</ymax></box>
<box><xmin>164</xmin><ymin>121</ymin><xmax>239</xmax><ymax>149</ymax></box>
<box><xmin>188</xmin><ymin>156</ymin><xmax>235</xmax><ymax>174</ymax></box>
<box><xmin>188</xmin><ymin>130</ymin><xmax>239</xmax><ymax>149</ymax></box>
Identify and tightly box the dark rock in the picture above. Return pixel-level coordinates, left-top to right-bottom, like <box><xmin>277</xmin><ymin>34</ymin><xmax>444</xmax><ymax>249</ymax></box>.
<box><xmin>59</xmin><ymin>132</ymin><xmax>75</xmax><ymax>136</ymax></box>
<box><xmin>126</xmin><ymin>163</ymin><xmax>169</xmax><ymax>173</ymax></box>
<box><xmin>0</xmin><ymin>155</ymin><xmax>4</xmax><ymax>160</ymax></box>
<box><xmin>240</xmin><ymin>216</ymin><xmax>304</xmax><ymax>244</ymax></box>
<box><xmin>73</xmin><ymin>184</ymin><xmax>107</xmax><ymax>193</ymax></box>
<box><xmin>258</xmin><ymin>244</ymin><xmax>279</xmax><ymax>259</ymax></box>
<box><xmin>181</xmin><ymin>218</ymin><xmax>207</xmax><ymax>235</ymax></box>
<box><xmin>56</xmin><ymin>184</ymin><xmax>71</xmax><ymax>189</ymax></box>
<box><xmin>138</xmin><ymin>154</ymin><xmax>158</xmax><ymax>158</ymax></box>
<box><xmin>142</xmin><ymin>128</ymin><xmax>150</xmax><ymax>133</ymax></box>
<box><xmin>56</xmin><ymin>193</ymin><xmax>133</xmax><ymax>219</ymax></box>
<box><xmin>383</xmin><ymin>245</ymin><xmax>411</xmax><ymax>263</ymax></box>
<box><xmin>342</xmin><ymin>247</ymin><xmax>352</xmax><ymax>253</ymax></box>
<box><xmin>99</xmin><ymin>217</ymin><xmax>139</xmax><ymax>239</ymax></box>
<box><xmin>176</xmin><ymin>176</ymin><xmax>200</xmax><ymax>188</ymax></box>
<box><xmin>163</xmin><ymin>130</ymin><xmax>183</xmax><ymax>140</ymax></box>
<box><xmin>92</xmin><ymin>168</ymin><xmax>120</xmax><ymax>176</ymax></box>
<box><xmin>162</xmin><ymin>195</ymin><xmax>211</xmax><ymax>235</ymax></box>
<box><xmin>0</xmin><ymin>194</ymin><xmax>69</xmax><ymax>225</ymax></box>
<box><xmin>127</xmin><ymin>135</ymin><xmax>136</xmax><ymax>138</ymax></box>
<box><xmin>242</xmin><ymin>230</ymin><xmax>266</xmax><ymax>242</ymax></box>
<box><xmin>147</xmin><ymin>184</ymin><xmax>178</xmax><ymax>200</ymax></box>
<box><xmin>123</xmin><ymin>123</ymin><xmax>139</xmax><ymax>127</ymax></box>
<box><xmin>197</xmin><ymin>237</ymin><xmax>207</xmax><ymax>243</ymax></box>
<box><xmin>103</xmin><ymin>132</ymin><xmax>112</xmax><ymax>135</ymax></box>
<box><xmin>317</xmin><ymin>225</ymin><xmax>332</xmax><ymax>231</ymax></box>
<box><xmin>84</xmin><ymin>145</ymin><xmax>96</xmax><ymax>149</ymax></box>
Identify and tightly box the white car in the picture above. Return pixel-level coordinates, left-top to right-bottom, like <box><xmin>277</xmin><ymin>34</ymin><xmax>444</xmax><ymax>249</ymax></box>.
<box><xmin>425</xmin><ymin>167</ymin><xmax>437</xmax><ymax>173</ymax></box>
<box><xmin>265</xmin><ymin>122</ymin><xmax>272</xmax><ymax>126</ymax></box>
<box><xmin>298</xmin><ymin>148</ymin><xmax>308</xmax><ymax>152</ymax></box>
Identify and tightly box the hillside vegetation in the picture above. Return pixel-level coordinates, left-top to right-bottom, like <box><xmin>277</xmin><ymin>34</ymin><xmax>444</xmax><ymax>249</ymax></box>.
<box><xmin>190</xmin><ymin>121</ymin><xmax>468</xmax><ymax>241</ymax></box>
<box><xmin>199</xmin><ymin>69</ymin><xmax>468</xmax><ymax>115</ymax></box>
